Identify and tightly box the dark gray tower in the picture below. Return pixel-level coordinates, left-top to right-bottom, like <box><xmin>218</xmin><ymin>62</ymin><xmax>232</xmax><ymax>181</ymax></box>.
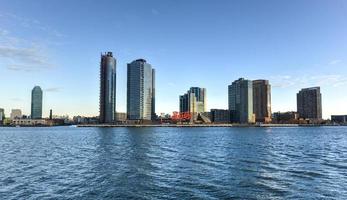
<box><xmin>99</xmin><ymin>52</ymin><xmax>116</xmax><ymax>123</ymax></box>
<box><xmin>297</xmin><ymin>87</ymin><xmax>322</xmax><ymax>120</ymax></box>
<box><xmin>31</xmin><ymin>86</ymin><xmax>43</xmax><ymax>119</ymax></box>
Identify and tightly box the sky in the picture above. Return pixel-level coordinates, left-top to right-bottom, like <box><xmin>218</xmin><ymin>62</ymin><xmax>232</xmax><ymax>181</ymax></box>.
<box><xmin>0</xmin><ymin>0</ymin><xmax>346</xmax><ymax>119</ymax></box>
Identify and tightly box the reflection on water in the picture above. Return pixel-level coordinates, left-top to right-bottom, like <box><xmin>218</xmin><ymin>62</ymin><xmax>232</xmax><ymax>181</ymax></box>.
<box><xmin>0</xmin><ymin>127</ymin><xmax>347</xmax><ymax>199</ymax></box>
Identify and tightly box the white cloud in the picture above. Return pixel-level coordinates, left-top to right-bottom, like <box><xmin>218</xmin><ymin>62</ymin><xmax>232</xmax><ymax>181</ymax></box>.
<box><xmin>271</xmin><ymin>74</ymin><xmax>347</xmax><ymax>88</ymax></box>
<box><xmin>329</xmin><ymin>59</ymin><xmax>342</xmax><ymax>65</ymax></box>
<box><xmin>0</xmin><ymin>15</ymin><xmax>58</xmax><ymax>72</ymax></box>
<box><xmin>1</xmin><ymin>12</ymin><xmax>65</xmax><ymax>38</ymax></box>
<box><xmin>45</xmin><ymin>87</ymin><xmax>62</xmax><ymax>92</ymax></box>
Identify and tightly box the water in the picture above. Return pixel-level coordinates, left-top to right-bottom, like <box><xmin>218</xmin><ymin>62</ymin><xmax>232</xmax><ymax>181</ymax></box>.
<box><xmin>0</xmin><ymin>127</ymin><xmax>347</xmax><ymax>199</ymax></box>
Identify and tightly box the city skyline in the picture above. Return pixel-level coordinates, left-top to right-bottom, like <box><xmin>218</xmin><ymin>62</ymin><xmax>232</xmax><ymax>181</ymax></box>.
<box><xmin>1</xmin><ymin>0</ymin><xmax>346</xmax><ymax>118</ymax></box>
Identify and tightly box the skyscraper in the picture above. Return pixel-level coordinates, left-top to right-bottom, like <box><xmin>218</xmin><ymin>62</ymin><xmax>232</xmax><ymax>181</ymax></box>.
<box><xmin>127</xmin><ymin>59</ymin><xmax>155</xmax><ymax>121</ymax></box>
<box><xmin>31</xmin><ymin>86</ymin><xmax>43</xmax><ymax>119</ymax></box>
<box><xmin>179</xmin><ymin>87</ymin><xmax>206</xmax><ymax>113</ymax></box>
<box><xmin>99</xmin><ymin>52</ymin><xmax>117</xmax><ymax>123</ymax></box>
<box><xmin>297</xmin><ymin>87</ymin><xmax>322</xmax><ymax>120</ymax></box>
<box><xmin>253</xmin><ymin>80</ymin><xmax>272</xmax><ymax>123</ymax></box>
<box><xmin>228</xmin><ymin>78</ymin><xmax>254</xmax><ymax>124</ymax></box>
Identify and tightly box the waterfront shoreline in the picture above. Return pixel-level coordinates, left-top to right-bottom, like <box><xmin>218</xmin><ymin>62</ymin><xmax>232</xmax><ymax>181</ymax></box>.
<box><xmin>76</xmin><ymin>124</ymin><xmax>341</xmax><ymax>128</ymax></box>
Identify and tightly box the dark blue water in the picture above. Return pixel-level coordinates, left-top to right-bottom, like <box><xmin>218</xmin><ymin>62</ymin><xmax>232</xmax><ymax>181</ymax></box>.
<box><xmin>0</xmin><ymin>127</ymin><xmax>347</xmax><ymax>199</ymax></box>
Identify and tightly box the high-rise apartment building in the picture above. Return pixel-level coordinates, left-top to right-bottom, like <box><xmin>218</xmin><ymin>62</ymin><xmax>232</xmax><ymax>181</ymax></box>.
<box><xmin>297</xmin><ymin>87</ymin><xmax>322</xmax><ymax>119</ymax></box>
<box><xmin>253</xmin><ymin>80</ymin><xmax>272</xmax><ymax>123</ymax></box>
<box><xmin>127</xmin><ymin>59</ymin><xmax>155</xmax><ymax>121</ymax></box>
<box><xmin>99</xmin><ymin>52</ymin><xmax>117</xmax><ymax>123</ymax></box>
<box><xmin>228</xmin><ymin>78</ymin><xmax>255</xmax><ymax>124</ymax></box>
<box><xmin>179</xmin><ymin>87</ymin><xmax>206</xmax><ymax>113</ymax></box>
<box><xmin>179</xmin><ymin>87</ymin><xmax>206</xmax><ymax>122</ymax></box>
<box><xmin>31</xmin><ymin>86</ymin><xmax>43</xmax><ymax>119</ymax></box>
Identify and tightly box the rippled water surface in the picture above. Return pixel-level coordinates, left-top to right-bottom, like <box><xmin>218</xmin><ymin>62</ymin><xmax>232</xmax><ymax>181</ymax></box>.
<box><xmin>0</xmin><ymin>127</ymin><xmax>347</xmax><ymax>199</ymax></box>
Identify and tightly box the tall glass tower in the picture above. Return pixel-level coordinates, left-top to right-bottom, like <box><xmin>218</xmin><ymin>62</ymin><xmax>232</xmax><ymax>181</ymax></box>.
<box><xmin>127</xmin><ymin>59</ymin><xmax>155</xmax><ymax>121</ymax></box>
<box><xmin>228</xmin><ymin>78</ymin><xmax>254</xmax><ymax>124</ymax></box>
<box><xmin>31</xmin><ymin>86</ymin><xmax>43</xmax><ymax>119</ymax></box>
<box><xmin>99</xmin><ymin>52</ymin><xmax>116</xmax><ymax>123</ymax></box>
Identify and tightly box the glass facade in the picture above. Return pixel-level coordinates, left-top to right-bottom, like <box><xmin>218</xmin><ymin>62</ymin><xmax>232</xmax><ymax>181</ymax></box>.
<box><xmin>127</xmin><ymin>59</ymin><xmax>155</xmax><ymax>120</ymax></box>
<box><xmin>99</xmin><ymin>52</ymin><xmax>116</xmax><ymax>123</ymax></box>
<box><xmin>228</xmin><ymin>78</ymin><xmax>254</xmax><ymax>123</ymax></box>
<box><xmin>179</xmin><ymin>87</ymin><xmax>206</xmax><ymax>113</ymax></box>
<box><xmin>31</xmin><ymin>86</ymin><xmax>43</xmax><ymax>119</ymax></box>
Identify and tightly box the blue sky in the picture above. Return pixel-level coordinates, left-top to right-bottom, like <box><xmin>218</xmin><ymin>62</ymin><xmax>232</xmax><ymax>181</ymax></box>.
<box><xmin>0</xmin><ymin>0</ymin><xmax>346</xmax><ymax>119</ymax></box>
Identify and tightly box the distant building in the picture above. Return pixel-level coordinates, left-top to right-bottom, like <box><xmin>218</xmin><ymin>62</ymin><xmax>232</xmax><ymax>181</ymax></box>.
<box><xmin>179</xmin><ymin>87</ymin><xmax>206</xmax><ymax>120</ymax></box>
<box><xmin>116</xmin><ymin>112</ymin><xmax>127</xmax><ymax>122</ymax></box>
<box><xmin>0</xmin><ymin>108</ymin><xmax>4</xmax><ymax>123</ymax></box>
<box><xmin>210</xmin><ymin>109</ymin><xmax>230</xmax><ymax>123</ymax></box>
<box><xmin>73</xmin><ymin>116</ymin><xmax>99</xmax><ymax>124</ymax></box>
<box><xmin>253</xmin><ymin>80</ymin><xmax>272</xmax><ymax>123</ymax></box>
<box><xmin>10</xmin><ymin>109</ymin><xmax>22</xmax><ymax>120</ymax></box>
<box><xmin>272</xmin><ymin>111</ymin><xmax>300</xmax><ymax>124</ymax></box>
<box><xmin>31</xmin><ymin>86</ymin><xmax>43</xmax><ymax>119</ymax></box>
<box><xmin>297</xmin><ymin>87</ymin><xmax>322</xmax><ymax>120</ymax></box>
<box><xmin>331</xmin><ymin>115</ymin><xmax>347</xmax><ymax>124</ymax></box>
<box><xmin>127</xmin><ymin>59</ymin><xmax>155</xmax><ymax>121</ymax></box>
<box><xmin>228</xmin><ymin>78</ymin><xmax>255</xmax><ymax>124</ymax></box>
<box><xmin>99</xmin><ymin>52</ymin><xmax>117</xmax><ymax>123</ymax></box>
<box><xmin>12</xmin><ymin>119</ymin><xmax>47</xmax><ymax>126</ymax></box>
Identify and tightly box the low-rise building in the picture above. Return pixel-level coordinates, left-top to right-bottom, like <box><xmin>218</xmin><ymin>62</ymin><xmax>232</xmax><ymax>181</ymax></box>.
<box><xmin>116</xmin><ymin>112</ymin><xmax>127</xmax><ymax>122</ymax></box>
<box><xmin>272</xmin><ymin>111</ymin><xmax>302</xmax><ymax>124</ymax></box>
<box><xmin>12</xmin><ymin>119</ymin><xmax>48</xmax><ymax>126</ymax></box>
<box><xmin>210</xmin><ymin>109</ymin><xmax>230</xmax><ymax>123</ymax></box>
<box><xmin>331</xmin><ymin>115</ymin><xmax>347</xmax><ymax>124</ymax></box>
<box><xmin>73</xmin><ymin>116</ymin><xmax>99</xmax><ymax>124</ymax></box>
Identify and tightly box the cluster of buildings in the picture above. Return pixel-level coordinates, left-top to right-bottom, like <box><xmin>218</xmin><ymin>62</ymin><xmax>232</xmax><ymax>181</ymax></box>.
<box><xmin>99</xmin><ymin>53</ymin><xmax>156</xmax><ymax>124</ymax></box>
<box><xmin>0</xmin><ymin>86</ymin><xmax>67</xmax><ymax>126</ymax></box>
<box><xmin>96</xmin><ymin>51</ymin><xmax>342</xmax><ymax>125</ymax></box>
<box><xmin>174</xmin><ymin>79</ymin><xmax>323</xmax><ymax>125</ymax></box>
<box><xmin>1</xmin><ymin>51</ymin><xmax>346</xmax><ymax>126</ymax></box>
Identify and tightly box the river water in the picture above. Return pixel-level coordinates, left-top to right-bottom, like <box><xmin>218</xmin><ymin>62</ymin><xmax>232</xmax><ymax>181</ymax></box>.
<box><xmin>0</xmin><ymin>127</ymin><xmax>346</xmax><ymax>199</ymax></box>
